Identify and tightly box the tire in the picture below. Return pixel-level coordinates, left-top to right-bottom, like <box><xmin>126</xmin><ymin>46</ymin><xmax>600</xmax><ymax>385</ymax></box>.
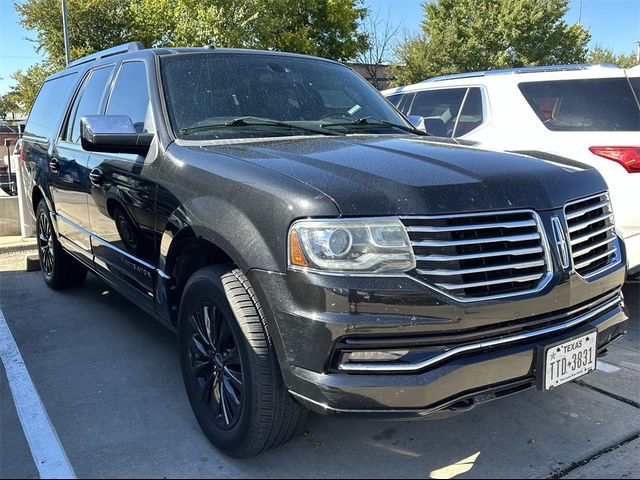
<box><xmin>178</xmin><ymin>265</ymin><xmax>307</xmax><ymax>457</ymax></box>
<box><xmin>36</xmin><ymin>199</ymin><xmax>87</xmax><ymax>290</ymax></box>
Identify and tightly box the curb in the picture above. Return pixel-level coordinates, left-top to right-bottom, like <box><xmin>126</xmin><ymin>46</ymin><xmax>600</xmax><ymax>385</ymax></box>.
<box><xmin>25</xmin><ymin>254</ymin><xmax>41</xmax><ymax>272</ymax></box>
<box><xmin>0</xmin><ymin>241</ymin><xmax>38</xmax><ymax>256</ymax></box>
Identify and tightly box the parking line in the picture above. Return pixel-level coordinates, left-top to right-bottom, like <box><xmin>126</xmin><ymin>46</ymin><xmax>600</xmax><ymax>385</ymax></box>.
<box><xmin>0</xmin><ymin>308</ymin><xmax>76</xmax><ymax>479</ymax></box>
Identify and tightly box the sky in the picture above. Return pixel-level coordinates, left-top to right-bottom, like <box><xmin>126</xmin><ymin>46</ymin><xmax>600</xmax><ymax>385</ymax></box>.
<box><xmin>1</xmin><ymin>0</ymin><xmax>639</xmax><ymax>95</ymax></box>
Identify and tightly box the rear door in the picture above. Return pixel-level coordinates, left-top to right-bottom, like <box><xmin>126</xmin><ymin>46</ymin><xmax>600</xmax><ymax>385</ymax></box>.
<box><xmin>21</xmin><ymin>71</ymin><xmax>78</xmax><ymax>220</ymax></box>
<box><xmin>87</xmin><ymin>60</ymin><xmax>159</xmax><ymax>302</ymax></box>
<box><xmin>51</xmin><ymin>65</ymin><xmax>114</xmax><ymax>256</ymax></box>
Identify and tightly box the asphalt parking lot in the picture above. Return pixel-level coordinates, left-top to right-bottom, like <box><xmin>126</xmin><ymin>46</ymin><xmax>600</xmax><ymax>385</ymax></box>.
<box><xmin>0</xmin><ymin>263</ymin><xmax>638</xmax><ymax>479</ymax></box>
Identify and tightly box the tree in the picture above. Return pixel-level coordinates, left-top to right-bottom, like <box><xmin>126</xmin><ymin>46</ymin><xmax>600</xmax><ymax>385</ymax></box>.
<box><xmin>0</xmin><ymin>93</ymin><xmax>20</xmax><ymax>120</ymax></box>
<box><xmin>253</xmin><ymin>0</ymin><xmax>368</xmax><ymax>61</ymax></box>
<box><xmin>10</xmin><ymin>0</ymin><xmax>369</xmax><ymax>111</ymax></box>
<box><xmin>392</xmin><ymin>0</ymin><xmax>591</xmax><ymax>85</ymax></box>
<box><xmin>587</xmin><ymin>46</ymin><xmax>639</xmax><ymax>68</ymax></box>
<box><xmin>14</xmin><ymin>0</ymin><xmax>369</xmax><ymax>67</ymax></box>
<box><xmin>356</xmin><ymin>10</ymin><xmax>401</xmax><ymax>89</ymax></box>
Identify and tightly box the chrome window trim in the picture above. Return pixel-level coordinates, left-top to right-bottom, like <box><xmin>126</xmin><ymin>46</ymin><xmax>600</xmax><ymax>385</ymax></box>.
<box><xmin>339</xmin><ymin>294</ymin><xmax>623</xmax><ymax>373</ymax></box>
<box><xmin>52</xmin><ymin>211</ymin><xmax>171</xmax><ymax>280</ymax></box>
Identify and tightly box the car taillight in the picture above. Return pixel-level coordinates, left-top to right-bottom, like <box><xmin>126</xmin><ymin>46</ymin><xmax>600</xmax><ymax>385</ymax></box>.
<box><xmin>19</xmin><ymin>144</ymin><xmax>25</xmax><ymax>167</ymax></box>
<box><xmin>589</xmin><ymin>146</ymin><xmax>640</xmax><ymax>173</ymax></box>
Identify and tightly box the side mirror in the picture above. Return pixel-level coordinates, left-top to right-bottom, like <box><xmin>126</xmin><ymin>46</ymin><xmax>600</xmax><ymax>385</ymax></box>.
<box><xmin>406</xmin><ymin>115</ymin><xmax>427</xmax><ymax>132</ymax></box>
<box><xmin>81</xmin><ymin>115</ymin><xmax>153</xmax><ymax>155</ymax></box>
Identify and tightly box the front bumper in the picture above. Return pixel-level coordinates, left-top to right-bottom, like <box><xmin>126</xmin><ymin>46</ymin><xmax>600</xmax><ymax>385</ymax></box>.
<box><xmin>283</xmin><ymin>296</ymin><xmax>627</xmax><ymax>416</ymax></box>
<box><xmin>247</xmin><ymin>256</ymin><xmax>628</xmax><ymax>417</ymax></box>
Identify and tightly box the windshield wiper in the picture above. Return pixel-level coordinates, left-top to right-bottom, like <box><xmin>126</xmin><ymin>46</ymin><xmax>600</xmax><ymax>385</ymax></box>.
<box><xmin>321</xmin><ymin>117</ymin><xmax>428</xmax><ymax>135</ymax></box>
<box><xmin>180</xmin><ymin>116</ymin><xmax>343</xmax><ymax>136</ymax></box>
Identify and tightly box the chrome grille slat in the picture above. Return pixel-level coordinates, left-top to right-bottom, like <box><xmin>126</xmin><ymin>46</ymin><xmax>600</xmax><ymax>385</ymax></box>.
<box><xmin>568</xmin><ymin>213</ymin><xmax>614</xmax><ymax>233</ymax></box>
<box><xmin>435</xmin><ymin>273</ymin><xmax>544</xmax><ymax>290</ymax></box>
<box><xmin>402</xmin><ymin>210</ymin><xmax>551</xmax><ymax>301</ymax></box>
<box><xmin>574</xmin><ymin>246</ymin><xmax>617</xmax><ymax>270</ymax></box>
<box><xmin>565</xmin><ymin>193</ymin><xmax>618</xmax><ymax>277</ymax></box>
<box><xmin>565</xmin><ymin>199</ymin><xmax>610</xmax><ymax>220</ymax></box>
<box><xmin>415</xmin><ymin>246</ymin><xmax>543</xmax><ymax>262</ymax></box>
<box><xmin>570</xmin><ymin>224</ymin><xmax>615</xmax><ymax>245</ymax></box>
<box><xmin>406</xmin><ymin>219</ymin><xmax>536</xmax><ymax>233</ymax></box>
<box><xmin>418</xmin><ymin>259</ymin><xmax>545</xmax><ymax>276</ymax></box>
<box><xmin>572</xmin><ymin>237</ymin><xmax>614</xmax><ymax>258</ymax></box>
<box><xmin>411</xmin><ymin>232</ymin><xmax>540</xmax><ymax>247</ymax></box>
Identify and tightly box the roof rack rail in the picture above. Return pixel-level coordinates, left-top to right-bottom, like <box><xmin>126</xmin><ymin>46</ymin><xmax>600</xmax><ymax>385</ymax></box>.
<box><xmin>67</xmin><ymin>41</ymin><xmax>145</xmax><ymax>68</ymax></box>
<box><xmin>422</xmin><ymin>63</ymin><xmax>621</xmax><ymax>83</ymax></box>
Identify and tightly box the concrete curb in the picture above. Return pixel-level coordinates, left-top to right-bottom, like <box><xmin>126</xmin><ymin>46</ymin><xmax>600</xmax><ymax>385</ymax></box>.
<box><xmin>25</xmin><ymin>255</ymin><xmax>41</xmax><ymax>272</ymax></box>
<box><xmin>0</xmin><ymin>241</ymin><xmax>37</xmax><ymax>256</ymax></box>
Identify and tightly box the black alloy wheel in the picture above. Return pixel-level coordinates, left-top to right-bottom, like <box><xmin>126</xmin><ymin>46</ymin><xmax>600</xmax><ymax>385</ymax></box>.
<box><xmin>37</xmin><ymin>210</ymin><xmax>55</xmax><ymax>276</ymax></box>
<box><xmin>178</xmin><ymin>266</ymin><xmax>308</xmax><ymax>457</ymax></box>
<box><xmin>187</xmin><ymin>301</ymin><xmax>244</xmax><ymax>429</ymax></box>
<box><xmin>35</xmin><ymin>199</ymin><xmax>87</xmax><ymax>289</ymax></box>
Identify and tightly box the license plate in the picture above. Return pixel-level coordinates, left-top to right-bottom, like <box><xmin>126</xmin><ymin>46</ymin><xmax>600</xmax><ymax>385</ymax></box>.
<box><xmin>544</xmin><ymin>331</ymin><xmax>597</xmax><ymax>390</ymax></box>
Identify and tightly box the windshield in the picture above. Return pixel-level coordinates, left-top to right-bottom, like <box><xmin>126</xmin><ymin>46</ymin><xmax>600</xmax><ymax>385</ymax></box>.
<box><xmin>160</xmin><ymin>52</ymin><xmax>412</xmax><ymax>140</ymax></box>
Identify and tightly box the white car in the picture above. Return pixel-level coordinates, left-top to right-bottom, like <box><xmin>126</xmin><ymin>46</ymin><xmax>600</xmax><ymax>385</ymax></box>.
<box><xmin>383</xmin><ymin>64</ymin><xmax>640</xmax><ymax>276</ymax></box>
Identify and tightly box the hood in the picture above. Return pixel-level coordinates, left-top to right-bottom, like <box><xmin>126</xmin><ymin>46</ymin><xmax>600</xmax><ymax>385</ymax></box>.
<box><xmin>195</xmin><ymin>135</ymin><xmax>607</xmax><ymax>216</ymax></box>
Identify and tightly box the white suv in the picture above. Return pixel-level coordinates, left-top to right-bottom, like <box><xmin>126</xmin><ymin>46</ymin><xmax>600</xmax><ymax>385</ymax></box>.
<box><xmin>383</xmin><ymin>64</ymin><xmax>640</xmax><ymax>276</ymax></box>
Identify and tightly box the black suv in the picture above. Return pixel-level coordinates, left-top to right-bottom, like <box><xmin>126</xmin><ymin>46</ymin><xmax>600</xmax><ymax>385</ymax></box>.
<box><xmin>21</xmin><ymin>42</ymin><xmax>629</xmax><ymax>457</ymax></box>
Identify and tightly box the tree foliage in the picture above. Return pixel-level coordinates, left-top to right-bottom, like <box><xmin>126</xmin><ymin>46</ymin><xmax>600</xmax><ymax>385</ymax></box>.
<box><xmin>392</xmin><ymin>0</ymin><xmax>591</xmax><ymax>85</ymax></box>
<box><xmin>587</xmin><ymin>46</ymin><xmax>639</xmax><ymax>68</ymax></box>
<box><xmin>0</xmin><ymin>92</ymin><xmax>21</xmax><ymax>120</ymax></box>
<box><xmin>10</xmin><ymin>0</ymin><xmax>369</xmax><ymax>111</ymax></box>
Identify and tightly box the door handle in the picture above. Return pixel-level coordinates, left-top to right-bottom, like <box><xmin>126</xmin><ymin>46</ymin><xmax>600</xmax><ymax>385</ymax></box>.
<box><xmin>89</xmin><ymin>168</ymin><xmax>104</xmax><ymax>187</ymax></box>
<box><xmin>49</xmin><ymin>158</ymin><xmax>61</xmax><ymax>174</ymax></box>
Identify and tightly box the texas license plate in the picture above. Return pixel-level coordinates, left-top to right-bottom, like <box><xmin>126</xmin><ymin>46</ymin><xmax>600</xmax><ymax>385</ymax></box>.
<box><xmin>543</xmin><ymin>331</ymin><xmax>597</xmax><ymax>390</ymax></box>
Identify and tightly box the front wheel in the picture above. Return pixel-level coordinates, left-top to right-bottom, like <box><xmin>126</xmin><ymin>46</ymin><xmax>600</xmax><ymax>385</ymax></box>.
<box><xmin>178</xmin><ymin>266</ymin><xmax>307</xmax><ymax>457</ymax></box>
<box><xmin>36</xmin><ymin>199</ymin><xmax>87</xmax><ymax>289</ymax></box>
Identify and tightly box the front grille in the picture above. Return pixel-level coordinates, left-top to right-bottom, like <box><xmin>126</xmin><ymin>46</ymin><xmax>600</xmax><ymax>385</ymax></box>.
<box><xmin>401</xmin><ymin>210</ymin><xmax>551</xmax><ymax>301</ymax></box>
<box><xmin>565</xmin><ymin>193</ymin><xmax>617</xmax><ymax>277</ymax></box>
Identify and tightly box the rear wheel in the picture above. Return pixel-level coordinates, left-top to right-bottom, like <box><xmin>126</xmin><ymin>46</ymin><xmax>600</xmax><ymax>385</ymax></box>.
<box><xmin>178</xmin><ymin>265</ymin><xmax>307</xmax><ymax>457</ymax></box>
<box><xmin>36</xmin><ymin>199</ymin><xmax>87</xmax><ymax>289</ymax></box>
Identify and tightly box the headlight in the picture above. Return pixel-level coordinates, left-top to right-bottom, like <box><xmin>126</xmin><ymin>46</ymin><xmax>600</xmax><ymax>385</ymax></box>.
<box><xmin>288</xmin><ymin>218</ymin><xmax>416</xmax><ymax>274</ymax></box>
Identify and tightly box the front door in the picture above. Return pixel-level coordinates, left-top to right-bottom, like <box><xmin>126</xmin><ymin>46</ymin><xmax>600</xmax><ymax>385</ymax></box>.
<box><xmin>87</xmin><ymin>61</ymin><xmax>159</xmax><ymax>301</ymax></box>
<box><xmin>51</xmin><ymin>65</ymin><xmax>114</xmax><ymax>256</ymax></box>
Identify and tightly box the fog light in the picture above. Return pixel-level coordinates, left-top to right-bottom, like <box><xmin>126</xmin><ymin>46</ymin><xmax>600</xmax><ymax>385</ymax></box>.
<box><xmin>342</xmin><ymin>350</ymin><xmax>409</xmax><ymax>363</ymax></box>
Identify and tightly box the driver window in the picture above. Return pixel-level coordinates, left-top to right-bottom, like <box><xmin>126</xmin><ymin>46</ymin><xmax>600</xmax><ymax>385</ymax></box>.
<box><xmin>106</xmin><ymin>62</ymin><xmax>151</xmax><ymax>133</ymax></box>
<box><xmin>65</xmin><ymin>65</ymin><xmax>114</xmax><ymax>143</ymax></box>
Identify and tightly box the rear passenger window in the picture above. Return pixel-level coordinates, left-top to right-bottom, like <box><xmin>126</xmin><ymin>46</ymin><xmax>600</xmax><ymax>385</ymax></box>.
<box><xmin>629</xmin><ymin>78</ymin><xmax>640</xmax><ymax>103</ymax></box>
<box><xmin>106</xmin><ymin>62</ymin><xmax>151</xmax><ymax>133</ymax></box>
<box><xmin>25</xmin><ymin>73</ymin><xmax>77</xmax><ymax>142</ymax></box>
<box><xmin>66</xmin><ymin>65</ymin><xmax>114</xmax><ymax>143</ymax></box>
<box><xmin>519</xmin><ymin>78</ymin><xmax>640</xmax><ymax>131</ymax></box>
<box><xmin>409</xmin><ymin>88</ymin><xmax>466</xmax><ymax>137</ymax></box>
<box><xmin>454</xmin><ymin>88</ymin><xmax>484</xmax><ymax>136</ymax></box>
